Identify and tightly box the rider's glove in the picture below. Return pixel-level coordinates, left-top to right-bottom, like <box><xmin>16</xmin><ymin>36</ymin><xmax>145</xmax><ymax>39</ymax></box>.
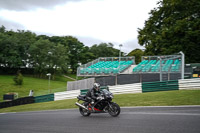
<box><xmin>97</xmin><ymin>96</ymin><xmax>103</xmax><ymax>100</ymax></box>
<box><xmin>96</xmin><ymin>97</ymin><xmax>101</xmax><ymax>100</ymax></box>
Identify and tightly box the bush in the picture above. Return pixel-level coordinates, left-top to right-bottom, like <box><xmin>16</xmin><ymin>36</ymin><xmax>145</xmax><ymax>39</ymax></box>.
<box><xmin>13</xmin><ymin>70</ymin><xmax>23</xmax><ymax>85</ymax></box>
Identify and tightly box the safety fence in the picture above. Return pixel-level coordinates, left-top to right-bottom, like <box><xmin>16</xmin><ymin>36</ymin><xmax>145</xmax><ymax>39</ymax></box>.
<box><xmin>108</xmin><ymin>83</ymin><xmax>142</xmax><ymax>94</ymax></box>
<box><xmin>0</xmin><ymin>94</ymin><xmax>54</xmax><ymax>109</ymax></box>
<box><xmin>0</xmin><ymin>78</ymin><xmax>199</xmax><ymax>109</ymax></box>
<box><xmin>0</xmin><ymin>96</ymin><xmax>34</xmax><ymax>109</ymax></box>
<box><xmin>108</xmin><ymin>78</ymin><xmax>199</xmax><ymax>94</ymax></box>
<box><xmin>142</xmin><ymin>80</ymin><xmax>179</xmax><ymax>93</ymax></box>
<box><xmin>108</xmin><ymin>80</ymin><xmax>179</xmax><ymax>94</ymax></box>
<box><xmin>54</xmin><ymin>90</ymin><xmax>79</xmax><ymax>101</ymax></box>
<box><xmin>179</xmin><ymin>78</ymin><xmax>200</xmax><ymax>90</ymax></box>
<box><xmin>34</xmin><ymin>94</ymin><xmax>54</xmax><ymax>103</ymax></box>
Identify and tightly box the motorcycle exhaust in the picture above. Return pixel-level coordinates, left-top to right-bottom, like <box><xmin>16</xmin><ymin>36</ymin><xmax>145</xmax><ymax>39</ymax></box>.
<box><xmin>75</xmin><ymin>102</ymin><xmax>88</xmax><ymax>110</ymax></box>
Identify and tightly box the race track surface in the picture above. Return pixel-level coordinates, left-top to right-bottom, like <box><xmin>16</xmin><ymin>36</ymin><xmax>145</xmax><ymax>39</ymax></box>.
<box><xmin>0</xmin><ymin>106</ymin><xmax>200</xmax><ymax>133</ymax></box>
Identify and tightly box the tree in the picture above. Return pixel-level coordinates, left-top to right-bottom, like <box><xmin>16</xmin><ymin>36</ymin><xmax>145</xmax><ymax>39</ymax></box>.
<box><xmin>138</xmin><ymin>0</ymin><xmax>200</xmax><ymax>63</ymax></box>
<box><xmin>0</xmin><ymin>27</ymin><xmax>36</xmax><ymax>69</ymax></box>
<box><xmin>0</xmin><ymin>25</ymin><xmax>6</xmax><ymax>33</ymax></box>
<box><xmin>15</xmin><ymin>30</ymin><xmax>36</xmax><ymax>67</ymax></box>
<box><xmin>62</xmin><ymin>36</ymin><xmax>87</xmax><ymax>73</ymax></box>
<box><xmin>0</xmin><ymin>30</ymin><xmax>23</xmax><ymax>68</ymax></box>
<box><xmin>79</xmin><ymin>46</ymin><xmax>95</xmax><ymax>64</ymax></box>
<box><xmin>47</xmin><ymin>43</ymin><xmax>69</xmax><ymax>77</ymax></box>
<box><xmin>128</xmin><ymin>49</ymin><xmax>144</xmax><ymax>64</ymax></box>
<box><xmin>49</xmin><ymin>36</ymin><xmax>92</xmax><ymax>74</ymax></box>
<box><xmin>29</xmin><ymin>39</ymin><xmax>54</xmax><ymax>77</ymax></box>
<box><xmin>13</xmin><ymin>70</ymin><xmax>23</xmax><ymax>85</ymax></box>
<box><xmin>28</xmin><ymin>38</ymin><xmax>69</xmax><ymax>77</ymax></box>
<box><xmin>0</xmin><ymin>26</ymin><xmax>106</xmax><ymax>75</ymax></box>
<box><xmin>89</xmin><ymin>43</ymin><xmax>120</xmax><ymax>58</ymax></box>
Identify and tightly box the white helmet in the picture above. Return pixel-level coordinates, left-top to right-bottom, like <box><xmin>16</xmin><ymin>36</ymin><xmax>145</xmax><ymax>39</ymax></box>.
<box><xmin>93</xmin><ymin>83</ymin><xmax>100</xmax><ymax>91</ymax></box>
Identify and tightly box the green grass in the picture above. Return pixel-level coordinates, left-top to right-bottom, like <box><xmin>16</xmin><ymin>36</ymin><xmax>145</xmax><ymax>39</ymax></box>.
<box><xmin>0</xmin><ymin>90</ymin><xmax>200</xmax><ymax>113</ymax></box>
<box><xmin>54</xmin><ymin>75</ymin><xmax>74</xmax><ymax>82</ymax></box>
<box><xmin>0</xmin><ymin>75</ymin><xmax>71</xmax><ymax>101</ymax></box>
<box><xmin>66</xmin><ymin>74</ymin><xmax>85</xmax><ymax>80</ymax></box>
<box><xmin>114</xmin><ymin>90</ymin><xmax>200</xmax><ymax>106</ymax></box>
<box><xmin>0</xmin><ymin>99</ymin><xmax>77</xmax><ymax>113</ymax></box>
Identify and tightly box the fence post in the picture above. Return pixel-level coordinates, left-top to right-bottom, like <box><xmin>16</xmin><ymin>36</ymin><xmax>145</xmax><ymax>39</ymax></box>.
<box><xmin>115</xmin><ymin>75</ymin><xmax>118</xmax><ymax>85</ymax></box>
<box><xmin>180</xmin><ymin>51</ymin><xmax>185</xmax><ymax>79</ymax></box>
<box><xmin>159</xmin><ymin>57</ymin><xmax>163</xmax><ymax>81</ymax></box>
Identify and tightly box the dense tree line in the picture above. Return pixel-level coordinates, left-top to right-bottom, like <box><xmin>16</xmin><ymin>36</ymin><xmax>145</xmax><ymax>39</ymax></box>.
<box><xmin>138</xmin><ymin>0</ymin><xmax>200</xmax><ymax>63</ymax></box>
<box><xmin>2</xmin><ymin>0</ymin><xmax>199</xmax><ymax>78</ymax></box>
<box><xmin>0</xmin><ymin>26</ymin><xmax>121</xmax><ymax>77</ymax></box>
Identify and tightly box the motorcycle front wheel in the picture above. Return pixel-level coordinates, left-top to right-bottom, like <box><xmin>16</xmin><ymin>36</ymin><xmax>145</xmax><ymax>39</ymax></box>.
<box><xmin>79</xmin><ymin>102</ymin><xmax>91</xmax><ymax>117</ymax></box>
<box><xmin>108</xmin><ymin>102</ymin><xmax>120</xmax><ymax>117</ymax></box>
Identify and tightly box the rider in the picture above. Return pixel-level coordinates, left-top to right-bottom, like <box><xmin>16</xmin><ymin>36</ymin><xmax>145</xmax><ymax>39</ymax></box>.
<box><xmin>86</xmin><ymin>83</ymin><xmax>101</xmax><ymax>106</ymax></box>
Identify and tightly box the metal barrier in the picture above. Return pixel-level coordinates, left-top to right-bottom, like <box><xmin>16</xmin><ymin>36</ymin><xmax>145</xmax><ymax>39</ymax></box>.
<box><xmin>179</xmin><ymin>78</ymin><xmax>200</xmax><ymax>90</ymax></box>
<box><xmin>1</xmin><ymin>78</ymin><xmax>199</xmax><ymax>109</ymax></box>
<box><xmin>54</xmin><ymin>90</ymin><xmax>80</xmax><ymax>101</ymax></box>
<box><xmin>142</xmin><ymin>80</ymin><xmax>179</xmax><ymax>93</ymax></box>
<box><xmin>34</xmin><ymin>94</ymin><xmax>54</xmax><ymax>103</ymax></box>
<box><xmin>53</xmin><ymin>78</ymin><xmax>200</xmax><ymax>101</ymax></box>
<box><xmin>108</xmin><ymin>83</ymin><xmax>142</xmax><ymax>94</ymax></box>
<box><xmin>0</xmin><ymin>96</ymin><xmax>34</xmax><ymax>109</ymax></box>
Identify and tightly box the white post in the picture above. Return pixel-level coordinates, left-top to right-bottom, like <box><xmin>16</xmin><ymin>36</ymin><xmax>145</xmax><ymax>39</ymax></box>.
<box><xmin>47</xmin><ymin>73</ymin><xmax>51</xmax><ymax>93</ymax></box>
<box><xmin>29</xmin><ymin>90</ymin><xmax>34</xmax><ymax>96</ymax></box>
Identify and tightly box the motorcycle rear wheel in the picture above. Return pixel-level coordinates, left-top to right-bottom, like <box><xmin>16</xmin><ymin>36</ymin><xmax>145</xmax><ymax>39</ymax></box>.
<box><xmin>108</xmin><ymin>102</ymin><xmax>120</xmax><ymax>117</ymax></box>
<box><xmin>79</xmin><ymin>102</ymin><xmax>91</xmax><ymax>117</ymax></box>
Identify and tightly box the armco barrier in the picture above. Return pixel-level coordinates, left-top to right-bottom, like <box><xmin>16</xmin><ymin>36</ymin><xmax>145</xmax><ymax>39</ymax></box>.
<box><xmin>15</xmin><ymin>96</ymin><xmax>35</xmax><ymax>105</ymax></box>
<box><xmin>1</xmin><ymin>78</ymin><xmax>199</xmax><ymax>108</ymax></box>
<box><xmin>0</xmin><ymin>101</ymin><xmax>13</xmax><ymax>109</ymax></box>
<box><xmin>142</xmin><ymin>80</ymin><xmax>179</xmax><ymax>93</ymax></box>
<box><xmin>108</xmin><ymin>83</ymin><xmax>142</xmax><ymax>94</ymax></box>
<box><xmin>0</xmin><ymin>96</ymin><xmax>34</xmax><ymax>109</ymax></box>
<box><xmin>54</xmin><ymin>90</ymin><xmax>79</xmax><ymax>101</ymax></box>
<box><xmin>179</xmin><ymin>78</ymin><xmax>200</xmax><ymax>90</ymax></box>
<box><xmin>34</xmin><ymin>94</ymin><xmax>54</xmax><ymax>103</ymax></box>
<box><xmin>80</xmin><ymin>89</ymin><xmax>89</xmax><ymax>95</ymax></box>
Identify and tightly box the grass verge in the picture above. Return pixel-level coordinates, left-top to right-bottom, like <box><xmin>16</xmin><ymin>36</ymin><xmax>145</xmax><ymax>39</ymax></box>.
<box><xmin>0</xmin><ymin>75</ymin><xmax>69</xmax><ymax>101</ymax></box>
<box><xmin>0</xmin><ymin>90</ymin><xmax>200</xmax><ymax>113</ymax></box>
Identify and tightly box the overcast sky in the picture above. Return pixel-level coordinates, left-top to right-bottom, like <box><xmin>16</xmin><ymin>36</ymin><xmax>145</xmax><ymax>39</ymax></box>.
<box><xmin>0</xmin><ymin>0</ymin><xmax>159</xmax><ymax>54</ymax></box>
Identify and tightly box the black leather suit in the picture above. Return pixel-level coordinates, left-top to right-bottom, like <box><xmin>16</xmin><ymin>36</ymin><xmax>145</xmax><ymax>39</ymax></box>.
<box><xmin>85</xmin><ymin>87</ymin><xmax>100</xmax><ymax>101</ymax></box>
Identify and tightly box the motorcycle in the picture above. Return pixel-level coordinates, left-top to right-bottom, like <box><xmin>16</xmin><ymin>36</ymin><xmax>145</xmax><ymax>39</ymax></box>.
<box><xmin>75</xmin><ymin>89</ymin><xmax>120</xmax><ymax>117</ymax></box>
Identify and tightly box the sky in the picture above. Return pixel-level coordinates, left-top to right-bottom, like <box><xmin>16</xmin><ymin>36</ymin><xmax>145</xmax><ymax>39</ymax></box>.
<box><xmin>0</xmin><ymin>0</ymin><xmax>159</xmax><ymax>54</ymax></box>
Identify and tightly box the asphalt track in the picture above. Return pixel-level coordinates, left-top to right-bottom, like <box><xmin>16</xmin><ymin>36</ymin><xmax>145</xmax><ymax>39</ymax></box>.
<box><xmin>0</xmin><ymin>106</ymin><xmax>200</xmax><ymax>133</ymax></box>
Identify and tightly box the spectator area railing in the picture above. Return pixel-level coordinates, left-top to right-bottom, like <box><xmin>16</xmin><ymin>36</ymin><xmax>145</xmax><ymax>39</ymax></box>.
<box><xmin>77</xmin><ymin>56</ymin><xmax>135</xmax><ymax>76</ymax></box>
<box><xmin>133</xmin><ymin>54</ymin><xmax>182</xmax><ymax>73</ymax></box>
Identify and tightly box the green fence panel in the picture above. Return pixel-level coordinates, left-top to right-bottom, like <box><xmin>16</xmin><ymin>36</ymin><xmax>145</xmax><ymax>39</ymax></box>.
<box><xmin>142</xmin><ymin>80</ymin><xmax>179</xmax><ymax>93</ymax></box>
<box><xmin>34</xmin><ymin>94</ymin><xmax>54</xmax><ymax>103</ymax></box>
<box><xmin>80</xmin><ymin>89</ymin><xmax>88</xmax><ymax>95</ymax></box>
<box><xmin>80</xmin><ymin>86</ymin><xmax>109</xmax><ymax>95</ymax></box>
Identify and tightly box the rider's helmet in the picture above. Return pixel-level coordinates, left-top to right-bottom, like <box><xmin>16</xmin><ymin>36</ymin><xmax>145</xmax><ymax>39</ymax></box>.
<box><xmin>93</xmin><ymin>83</ymin><xmax>100</xmax><ymax>91</ymax></box>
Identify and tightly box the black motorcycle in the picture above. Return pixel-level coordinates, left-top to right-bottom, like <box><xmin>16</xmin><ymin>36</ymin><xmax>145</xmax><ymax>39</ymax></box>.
<box><xmin>75</xmin><ymin>89</ymin><xmax>120</xmax><ymax>117</ymax></box>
